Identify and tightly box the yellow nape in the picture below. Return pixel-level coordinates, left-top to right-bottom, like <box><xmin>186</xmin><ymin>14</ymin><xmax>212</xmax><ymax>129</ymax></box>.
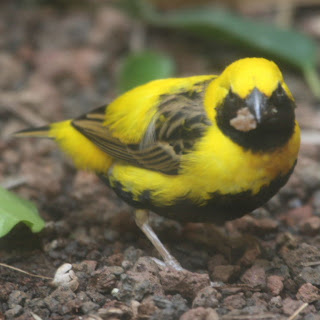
<box><xmin>49</xmin><ymin>120</ymin><xmax>112</xmax><ymax>173</ymax></box>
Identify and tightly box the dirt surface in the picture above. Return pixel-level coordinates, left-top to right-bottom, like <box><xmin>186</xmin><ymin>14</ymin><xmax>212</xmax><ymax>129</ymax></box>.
<box><xmin>1</xmin><ymin>2</ymin><xmax>320</xmax><ymax>320</ymax></box>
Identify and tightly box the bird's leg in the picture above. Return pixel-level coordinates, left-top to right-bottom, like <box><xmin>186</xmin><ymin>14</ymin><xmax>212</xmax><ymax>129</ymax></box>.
<box><xmin>134</xmin><ymin>209</ymin><xmax>183</xmax><ymax>271</ymax></box>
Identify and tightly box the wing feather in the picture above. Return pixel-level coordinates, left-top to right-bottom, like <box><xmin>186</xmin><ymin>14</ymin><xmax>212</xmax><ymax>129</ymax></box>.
<box><xmin>71</xmin><ymin>79</ymin><xmax>212</xmax><ymax>175</ymax></box>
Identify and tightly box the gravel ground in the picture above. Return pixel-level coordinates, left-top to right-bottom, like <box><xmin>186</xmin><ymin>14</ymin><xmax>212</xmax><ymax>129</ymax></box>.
<box><xmin>1</xmin><ymin>2</ymin><xmax>320</xmax><ymax>320</ymax></box>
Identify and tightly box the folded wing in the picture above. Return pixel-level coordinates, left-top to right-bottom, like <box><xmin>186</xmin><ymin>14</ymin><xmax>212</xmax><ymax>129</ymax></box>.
<box><xmin>72</xmin><ymin>89</ymin><xmax>212</xmax><ymax>175</ymax></box>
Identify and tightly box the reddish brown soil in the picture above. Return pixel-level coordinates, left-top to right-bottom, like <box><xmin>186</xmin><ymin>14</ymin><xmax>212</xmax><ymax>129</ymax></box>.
<box><xmin>1</xmin><ymin>2</ymin><xmax>320</xmax><ymax>320</ymax></box>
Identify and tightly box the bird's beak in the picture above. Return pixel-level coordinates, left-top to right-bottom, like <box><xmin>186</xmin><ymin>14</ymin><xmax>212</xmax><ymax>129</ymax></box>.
<box><xmin>246</xmin><ymin>88</ymin><xmax>267</xmax><ymax>124</ymax></box>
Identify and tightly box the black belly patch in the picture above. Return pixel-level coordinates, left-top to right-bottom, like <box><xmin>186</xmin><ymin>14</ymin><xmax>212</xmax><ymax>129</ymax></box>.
<box><xmin>99</xmin><ymin>162</ymin><xmax>295</xmax><ymax>224</ymax></box>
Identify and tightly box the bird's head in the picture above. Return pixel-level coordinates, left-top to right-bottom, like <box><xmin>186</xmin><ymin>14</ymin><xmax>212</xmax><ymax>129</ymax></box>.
<box><xmin>208</xmin><ymin>57</ymin><xmax>296</xmax><ymax>152</ymax></box>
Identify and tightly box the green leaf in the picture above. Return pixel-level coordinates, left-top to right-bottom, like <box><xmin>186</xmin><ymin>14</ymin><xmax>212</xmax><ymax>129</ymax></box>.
<box><xmin>120</xmin><ymin>0</ymin><xmax>320</xmax><ymax>98</ymax></box>
<box><xmin>0</xmin><ymin>186</ymin><xmax>45</xmax><ymax>237</ymax></box>
<box><xmin>118</xmin><ymin>51</ymin><xmax>175</xmax><ymax>93</ymax></box>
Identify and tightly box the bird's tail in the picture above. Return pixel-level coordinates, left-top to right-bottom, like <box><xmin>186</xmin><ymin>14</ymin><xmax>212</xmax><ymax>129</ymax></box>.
<box><xmin>13</xmin><ymin>125</ymin><xmax>52</xmax><ymax>138</ymax></box>
<box><xmin>13</xmin><ymin>120</ymin><xmax>113</xmax><ymax>173</ymax></box>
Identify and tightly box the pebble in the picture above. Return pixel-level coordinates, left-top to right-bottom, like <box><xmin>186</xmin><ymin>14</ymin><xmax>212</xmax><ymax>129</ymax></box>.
<box><xmin>88</xmin><ymin>266</ymin><xmax>118</xmax><ymax>294</ymax></box>
<box><xmin>223</xmin><ymin>293</ymin><xmax>246</xmax><ymax>310</ymax></box>
<box><xmin>300</xmin><ymin>216</ymin><xmax>320</xmax><ymax>236</ymax></box>
<box><xmin>73</xmin><ymin>260</ymin><xmax>97</xmax><ymax>274</ymax></box>
<box><xmin>299</xmin><ymin>266</ymin><xmax>320</xmax><ymax>286</ymax></box>
<box><xmin>210</xmin><ymin>265</ymin><xmax>240</xmax><ymax>283</ymax></box>
<box><xmin>81</xmin><ymin>301</ymin><xmax>100</xmax><ymax>314</ymax></box>
<box><xmin>138</xmin><ymin>297</ymin><xmax>158</xmax><ymax>319</ymax></box>
<box><xmin>280</xmin><ymin>243</ymin><xmax>320</xmax><ymax>276</ymax></box>
<box><xmin>151</xmin><ymin>295</ymin><xmax>189</xmax><ymax>320</ymax></box>
<box><xmin>240</xmin><ymin>265</ymin><xmax>266</xmax><ymax>288</ymax></box>
<box><xmin>269</xmin><ymin>296</ymin><xmax>282</xmax><ymax>309</ymax></box>
<box><xmin>98</xmin><ymin>301</ymin><xmax>133</xmax><ymax>320</ymax></box>
<box><xmin>159</xmin><ymin>269</ymin><xmax>210</xmax><ymax>300</ymax></box>
<box><xmin>192</xmin><ymin>286</ymin><xmax>220</xmax><ymax>308</ymax></box>
<box><xmin>296</xmin><ymin>283</ymin><xmax>320</xmax><ymax>303</ymax></box>
<box><xmin>282</xmin><ymin>298</ymin><xmax>305</xmax><ymax>316</ymax></box>
<box><xmin>4</xmin><ymin>305</ymin><xmax>23</xmax><ymax>318</ymax></box>
<box><xmin>8</xmin><ymin>290</ymin><xmax>28</xmax><ymax>308</ymax></box>
<box><xmin>180</xmin><ymin>307</ymin><xmax>219</xmax><ymax>320</ymax></box>
<box><xmin>117</xmin><ymin>257</ymin><xmax>163</xmax><ymax>302</ymax></box>
<box><xmin>267</xmin><ymin>275</ymin><xmax>284</xmax><ymax>296</ymax></box>
<box><xmin>52</xmin><ymin>263</ymin><xmax>79</xmax><ymax>291</ymax></box>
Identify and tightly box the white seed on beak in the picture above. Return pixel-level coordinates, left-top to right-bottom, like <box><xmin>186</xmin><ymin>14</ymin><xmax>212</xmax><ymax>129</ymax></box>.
<box><xmin>230</xmin><ymin>107</ymin><xmax>257</xmax><ymax>132</ymax></box>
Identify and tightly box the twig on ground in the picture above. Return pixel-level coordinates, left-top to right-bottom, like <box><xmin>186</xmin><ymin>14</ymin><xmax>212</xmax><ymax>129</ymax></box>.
<box><xmin>301</xmin><ymin>261</ymin><xmax>320</xmax><ymax>267</ymax></box>
<box><xmin>287</xmin><ymin>303</ymin><xmax>308</xmax><ymax>320</ymax></box>
<box><xmin>0</xmin><ymin>262</ymin><xmax>53</xmax><ymax>280</ymax></box>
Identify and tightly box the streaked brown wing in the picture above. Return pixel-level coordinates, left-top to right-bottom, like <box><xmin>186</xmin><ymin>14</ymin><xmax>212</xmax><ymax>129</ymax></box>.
<box><xmin>72</xmin><ymin>80</ymin><xmax>212</xmax><ymax>175</ymax></box>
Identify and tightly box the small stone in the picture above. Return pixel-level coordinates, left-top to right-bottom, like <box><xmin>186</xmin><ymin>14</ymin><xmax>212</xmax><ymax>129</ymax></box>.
<box><xmin>81</xmin><ymin>301</ymin><xmax>99</xmax><ymax>314</ymax></box>
<box><xmin>269</xmin><ymin>296</ymin><xmax>282</xmax><ymax>309</ymax></box>
<box><xmin>241</xmin><ymin>265</ymin><xmax>266</xmax><ymax>288</ymax></box>
<box><xmin>107</xmin><ymin>266</ymin><xmax>124</xmax><ymax>276</ymax></box>
<box><xmin>192</xmin><ymin>286</ymin><xmax>220</xmax><ymax>308</ymax></box>
<box><xmin>52</xmin><ymin>263</ymin><xmax>79</xmax><ymax>291</ymax></box>
<box><xmin>123</xmin><ymin>246</ymin><xmax>144</xmax><ymax>264</ymax></box>
<box><xmin>159</xmin><ymin>269</ymin><xmax>210</xmax><ymax>300</ymax></box>
<box><xmin>86</xmin><ymin>290</ymin><xmax>106</xmax><ymax>306</ymax></box>
<box><xmin>117</xmin><ymin>257</ymin><xmax>163</xmax><ymax>302</ymax></box>
<box><xmin>296</xmin><ymin>283</ymin><xmax>320</xmax><ymax>303</ymax></box>
<box><xmin>300</xmin><ymin>216</ymin><xmax>320</xmax><ymax>236</ymax></box>
<box><xmin>8</xmin><ymin>291</ymin><xmax>28</xmax><ymax>308</ymax></box>
<box><xmin>138</xmin><ymin>297</ymin><xmax>158</xmax><ymax>319</ymax></box>
<box><xmin>4</xmin><ymin>305</ymin><xmax>23</xmax><ymax>318</ymax></box>
<box><xmin>283</xmin><ymin>298</ymin><xmax>304</xmax><ymax>316</ymax></box>
<box><xmin>105</xmin><ymin>253</ymin><xmax>124</xmax><ymax>266</ymax></box>
<box><xmin>280</xmin><ymin>243</ymin><xmax>320</xmax><ymax>276</ymax></box>
<box><xmin>210</xmin><ymin>265</ymin><xmax>240</xmax><ymax>283</ymax></box>
<box><xmin>238</xmin><ymin>246</ymin><xmax>261</xmax><ymax>267</ymax></box>
<box><xmin>299</xmin><ymin>266</ymin><xmax>320</xmax><ymax>285</ymax></box>
<box><xmin>249</xmin><ymin>292</ymin><xmax>268</xmax><ymax>308</ymax></box>
<box><xmin>304</xmin><ymin>314</ymin><xmax>320</xmax><ymax>320</ymax></box>
<box><xmin>44</xmin><ymin>287</ymin><xmax>77</xmax><ymax>314</ymax></box>
<box><xmin>151</xmin><ymin>295</ymin><xmax>189</xmax><ymax>320</ymax></box>
<box><xmin>98</xmin><ymin>301</ymin><xmax>133</xmax><ymax>320</ymax></box>
<box><xmin>88</xmin><ymin>266</ymin><xmax>118</xmax><ymax>294</ymax></box>
<box><xmin>267</xmin><ymin>275</ymin><xmax>284</xmax><ymax>296</ymax></box>
<box><xmin>73</xmin><ymin>260</ymin><xmax>97</xmax><ymax>274</ymax></box>
<box><xmin>121</xmin><ymin>260</ymin><xmax>133</xmax><ymax>270</ymax></box>
<box><xmin>180</xmin><ymin>307</ymin><xmax>219</xmax><ymax>320</ymax></box>
<box><xmin>223</xmin><ymin>293</ymin><xmax>246</xmax><ymax>310</ymax></box>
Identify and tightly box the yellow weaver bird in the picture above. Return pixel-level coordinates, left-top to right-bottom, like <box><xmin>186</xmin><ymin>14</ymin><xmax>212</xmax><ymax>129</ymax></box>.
<box><xmin>15</xmin><ymin>57</ymin><xmax>300</xmax><ymax>270</ymax></box>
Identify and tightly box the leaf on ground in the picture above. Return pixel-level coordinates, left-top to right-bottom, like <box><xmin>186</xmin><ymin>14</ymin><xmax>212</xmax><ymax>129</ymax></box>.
<box><xmin>118</xmin><ymin>51</ymin><xmax>175</xmax><ymax>92</ymax></box>
<box><xmin>120</xmin><ymin>0</ymin><xmax>320</xmax><ymax>98</ymax></box>
<box><xmin>0</xmin><ymin>186</ymin><xmax>45</xmax><ymax>237</ymax></box>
